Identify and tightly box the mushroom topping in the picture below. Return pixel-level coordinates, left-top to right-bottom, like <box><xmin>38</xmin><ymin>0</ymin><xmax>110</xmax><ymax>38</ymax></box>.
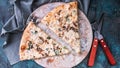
<box><xmin>27</xmin><ymin>41</ymin><xmax>33</xmax><ymax>50</ymax></box>
<box><xmin>38</xmin><ymin>37</ymin><xmax>44</xmax><ymax>44</ymax></box>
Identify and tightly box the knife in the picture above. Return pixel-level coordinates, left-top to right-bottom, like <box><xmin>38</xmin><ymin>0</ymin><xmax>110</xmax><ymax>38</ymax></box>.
<box><xmin>30</xmin><ymin>16</ymin><xmax>75</xmax><ymax>55</ymax></box>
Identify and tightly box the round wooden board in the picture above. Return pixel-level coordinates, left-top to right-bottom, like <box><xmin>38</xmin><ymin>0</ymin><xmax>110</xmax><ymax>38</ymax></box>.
<box><xmin>27</xmin><ymin>2</ymin><xmax>93</xmax><ymax>68</ymax></box>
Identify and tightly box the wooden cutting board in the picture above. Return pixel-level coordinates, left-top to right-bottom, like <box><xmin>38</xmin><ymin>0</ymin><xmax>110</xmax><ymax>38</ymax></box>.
<box><xmin>27</xmin><ymin>2</ymin><xmax>93</xmax><ymax>68</ymax></box>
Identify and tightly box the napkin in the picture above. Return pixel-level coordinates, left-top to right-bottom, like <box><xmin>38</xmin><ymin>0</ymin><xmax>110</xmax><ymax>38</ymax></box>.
<box><xmin>0</xmin><ymin>0</ymin><xmax>90</xmax><ymax>65</ymax></box>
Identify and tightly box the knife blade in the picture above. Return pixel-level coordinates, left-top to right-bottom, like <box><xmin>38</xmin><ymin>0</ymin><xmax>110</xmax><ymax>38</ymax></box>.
<box><xmin>30</xmin><ymin>16</ymin><xmax>75</xmax><ymax>55</ymax></box>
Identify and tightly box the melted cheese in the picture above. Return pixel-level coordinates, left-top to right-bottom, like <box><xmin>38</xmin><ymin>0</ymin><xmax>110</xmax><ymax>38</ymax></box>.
<box><xmin>41</xmin><ymin>2</ymin><xmax>80</xmax><ymax>53</ymax></box>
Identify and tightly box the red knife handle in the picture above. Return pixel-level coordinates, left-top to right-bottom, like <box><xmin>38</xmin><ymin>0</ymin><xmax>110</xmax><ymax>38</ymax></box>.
<box><xmin>88</xmin><ymin>38</ymin><xmax>98</xmax><ymax>66</ymax></box>
<box><xmin>100</xmin><ymin>39</ymin><xmax>116</xmax><ymax>65</ymax></box>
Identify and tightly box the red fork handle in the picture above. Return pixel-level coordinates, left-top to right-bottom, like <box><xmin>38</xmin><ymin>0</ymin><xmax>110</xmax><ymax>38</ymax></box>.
<box><xmin>100</xmin><ymin>39</ymin><xmax>116</xmax><ymax>65</ymax></box>
<box><xmin>88</xmin><ymin>38</ymin><xmax>98</xmax><ymax>66</ymax></box>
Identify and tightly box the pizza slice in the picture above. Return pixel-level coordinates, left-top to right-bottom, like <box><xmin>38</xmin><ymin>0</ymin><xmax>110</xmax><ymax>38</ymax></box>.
<box><xmin>19</xmin><ymin>22</ymin><xmax>70</xmax><ymax>60</ymax></box>
<box><xmin>41</xmin><ymin>2</ymin><xmax>80</xmax><ymax>53</ymax></box>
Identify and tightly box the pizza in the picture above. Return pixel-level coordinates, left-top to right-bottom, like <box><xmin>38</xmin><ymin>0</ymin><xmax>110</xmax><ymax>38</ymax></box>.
<box><xmin>19</xmin><ymin>1</ymin><xmax>80</xmax><ymax>61</ymax></box>
<box><xmin>40</xmin><ymin>2</ymin><xmax>80</xmax><ymax>53</ymax></box>
<box><xmin>19</xmin><ymin>22</ymin><xmax>70</xmax><ymax>60</ymax></box>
